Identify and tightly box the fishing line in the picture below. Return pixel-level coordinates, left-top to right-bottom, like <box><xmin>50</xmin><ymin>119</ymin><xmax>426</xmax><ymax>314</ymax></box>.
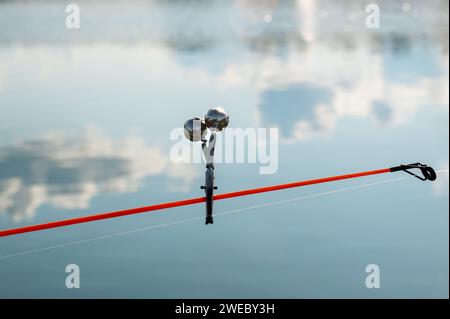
<box><xmin>0</xmin><ymin>176</ymin><xmax>406</xmax><ymax>260</ymax></box>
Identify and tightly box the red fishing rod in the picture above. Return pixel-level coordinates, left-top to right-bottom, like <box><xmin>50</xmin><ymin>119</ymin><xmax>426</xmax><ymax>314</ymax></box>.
<box><xmin>0</xmin><ymin>162</ymin><xmax>436</xmax><ymax>238</ymax></box>
<box><xmin>0</xmin><ymin>108</ymin><xmax>438</xmax><ymax>237</ymax></box>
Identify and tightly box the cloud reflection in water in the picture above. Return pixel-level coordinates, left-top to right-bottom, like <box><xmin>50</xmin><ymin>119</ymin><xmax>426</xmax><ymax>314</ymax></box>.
<box><xmin>0</xmin><ymin>129</ymin><xmax>195</xmax><ymax>222</ymax></box>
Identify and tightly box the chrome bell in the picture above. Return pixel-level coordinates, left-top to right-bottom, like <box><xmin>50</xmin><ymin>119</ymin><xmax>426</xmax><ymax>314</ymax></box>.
<box><xmin>183</xmin><ymin>117</ymin><xmax>207</xmax><ymax>142</ymax></box>
<box><xmin>204</xmin><ymin>107</ymin><xmax>229</xmax><ymax>132</ymax></box>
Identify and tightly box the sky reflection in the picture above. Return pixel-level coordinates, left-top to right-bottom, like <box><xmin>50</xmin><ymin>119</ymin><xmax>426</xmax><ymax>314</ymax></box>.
<box><xmin>0</xmin><ymin>0</ymin><xmax>448</xmax><ymax>298</ymax></box>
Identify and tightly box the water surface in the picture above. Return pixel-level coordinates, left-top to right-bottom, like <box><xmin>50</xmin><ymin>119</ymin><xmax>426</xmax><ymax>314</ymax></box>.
<box><xmin>0</xmin><ymin>0</ymin><xmax>448</xmax><ymax>298</ymax></box>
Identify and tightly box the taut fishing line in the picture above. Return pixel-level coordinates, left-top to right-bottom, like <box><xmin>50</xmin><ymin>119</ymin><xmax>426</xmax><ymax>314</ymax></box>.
<box><xmin>0</xmin><ymin>176</ymin><xmax>406</xmax><ymax>260</ymax></box>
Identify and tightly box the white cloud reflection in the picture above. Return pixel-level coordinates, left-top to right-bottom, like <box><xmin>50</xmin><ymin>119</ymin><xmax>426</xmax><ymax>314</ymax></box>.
<box><xmin>210</xmin><ymin>42</ymin><xmax>449</xmax><ymax>141</ymax></box>
<box><xmin>0</xmin><ymin>128</ymin><xmax>196</xmax><ymax>222</ymax></box>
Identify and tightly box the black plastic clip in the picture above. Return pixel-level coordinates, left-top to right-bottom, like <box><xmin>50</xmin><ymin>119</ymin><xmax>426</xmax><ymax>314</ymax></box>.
<box><xmin>390</xmin><ymin>163</ymin><xmax>437</xmax><ymax>181</ymax></box>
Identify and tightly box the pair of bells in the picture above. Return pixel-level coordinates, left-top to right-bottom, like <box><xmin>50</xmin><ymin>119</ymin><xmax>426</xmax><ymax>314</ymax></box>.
<box><xmin>184</xmin><ymin>107</ymin><xmax>229</xmax><ymax>142</ymax></box>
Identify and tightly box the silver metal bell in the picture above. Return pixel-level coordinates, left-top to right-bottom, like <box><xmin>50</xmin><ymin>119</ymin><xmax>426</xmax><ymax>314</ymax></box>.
<box><xmin>204</xmin><ymin>107</ymin><xmax>229</xmax><ymax>132</ymax></box>
<box><xmin>184</xmin><ymin>117</ymin><xmax>207</xmax><ymax>142</ymax></box>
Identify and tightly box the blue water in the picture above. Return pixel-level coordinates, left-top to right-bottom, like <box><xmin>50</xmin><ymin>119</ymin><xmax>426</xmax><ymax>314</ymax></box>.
<box><xmin>0</xmin><ymin>0</ymin><xmax>448</xmax><ymax>298</ymax></box>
